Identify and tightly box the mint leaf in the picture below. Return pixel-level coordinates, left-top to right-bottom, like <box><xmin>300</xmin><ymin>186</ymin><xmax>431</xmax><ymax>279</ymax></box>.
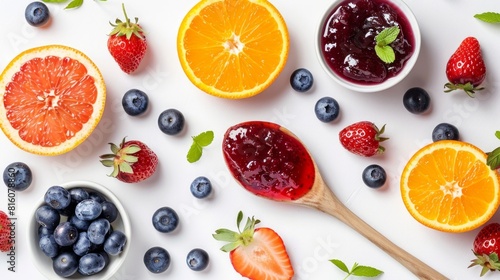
<box><xmin>351</xmin><ymin>265</ymin><xmax>384</xmax><ymax>277</ymax></box>
<box><xmin>375</xmin><ymin>45</ymin><xmax>395</xmax><ymax>64</ymax></box>
<box><xmin>65</xmin><ymin>0</ymin><xmax>84</xmax><ymax>9</ymax></box>
<box><xmin>330</xmin><ymin>259</ymin><xmax>383</xmax><ymax>279</ymax></box>
<box><xmin>474</xmin><ymin>12</ymin><xmax>500</xmax><ymax>23</ymax></box>
<box><xmin>193</xmin><ymin>130</ymin><xmax>214</xmax><ymax>147</ymax></box>
<box><xmin>374</xmin><ymin>26</ymin><xmax>400</xmax><ymax>63</ymax></box>
<box><xmin>330</xmin><ymin>259</ymin><xmax>349</xmax><ymax>273</ymax></box>
<box><xmin>187</xmin><ymin>130</ymin><xmax>214</xmax><ymax>163</ymax></box>
<box><xmin>375</xmin><ymin>26</ymin><xmax>400</xmax><ymax>45</ymax></box>
<box><xmin>495</xmin><ymin>130</ymin><xmax>500</xmax><ymax>140</ymax></box>
<box><xmin>487</xmin><ymin>131</ymin><xmax>500</xmax><ymax>170</ymax></box>
<box><xmin>187</xmin><ymin>142</ymin><xmax>203</xmax><ymax>163</ymax></box>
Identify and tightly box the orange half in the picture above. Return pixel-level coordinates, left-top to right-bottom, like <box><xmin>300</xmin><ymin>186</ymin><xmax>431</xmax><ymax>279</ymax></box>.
<box><xmin>0</xmin><ymin>45</ymin><xmax>106</xmax><ymax>156</ymax></box>
<box><xmin>401</xmin><ymin>140</ymin><xmax>500</xmax><ymax>232</ymax></box>
<box><xmin>177</xmin><ymin>0</ymin><xmax>289</xmax><ymax>99</ymax></box>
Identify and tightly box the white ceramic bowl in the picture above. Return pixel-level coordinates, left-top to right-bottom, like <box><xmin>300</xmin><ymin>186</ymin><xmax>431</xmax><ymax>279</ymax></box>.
<box><xmin>316</xmin><ymin>0</ymin><xmax>421</xmax><ymax>92</ymax></box>
<box><xmin>27</xmin><ymin>181</ymin><xmax>131</xmax><ymax>280</ymax></box>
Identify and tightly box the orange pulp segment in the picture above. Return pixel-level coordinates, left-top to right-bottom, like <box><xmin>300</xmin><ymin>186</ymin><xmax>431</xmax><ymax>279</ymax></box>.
<box><xmin>177</xmin><ymin>0</ymin><xmax>289</xmax><ymax>99</ymax></box>
<box><xmin>0</xmin><ymin>45</ymin><xmax>106</xmax><ymax>156</ymax></box>
<box><xmin>400</xmin><ymin>140</ymin><xmax>500</xmax><ymax>233</ymax></box>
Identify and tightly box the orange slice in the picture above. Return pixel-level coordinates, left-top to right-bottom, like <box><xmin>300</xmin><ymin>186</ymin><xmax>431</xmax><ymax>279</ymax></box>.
<box><xmin>401</xmin><ymin>140</ymin><xmax>500</xmax><ymax>233</ymax></box>
<box><xmin>177</xmin><ymin>0</ymin><xmax>289</xmax><ymax>99</ymax></box>
<box><xmin>0</xmin><ymin>45</ymin><xmax>106</xmax><ymax>156</ymax></box>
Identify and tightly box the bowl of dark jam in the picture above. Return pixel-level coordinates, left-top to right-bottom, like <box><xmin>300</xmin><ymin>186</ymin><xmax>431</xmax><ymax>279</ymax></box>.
<box><xmin>316</xmin><ymin>0</ymin><xmax>421</xmax><ymax>92</ymax></box>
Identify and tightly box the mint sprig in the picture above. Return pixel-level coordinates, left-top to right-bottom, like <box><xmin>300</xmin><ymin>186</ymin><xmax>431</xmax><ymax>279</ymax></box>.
<box><xmin>42</xmin><ymin>0</ymin><xmax>106</xmax><ymax>9</ymax></box>
<box><xmin>330</xmin><ymin>259</ymin><xmax>383</xmax><ymax>279</ymax></box>
<box><xmin>187</xmin><ymin>130</ymin><xmax>214</xmax><ymax>163</ymax></box>
<box><xmin>486</xmin><ymin>131</ymin><xmax>500</xmax><ymax>170</ymax></box>
<box><xmin>374</xmin><ymin>26</ymin><xmax>400</xmax><ymax>64</ymax></box>
<box><xmin>474</xmin><ymin>12</ymin><xmax>500</xmax><ymax>23</ymax></box>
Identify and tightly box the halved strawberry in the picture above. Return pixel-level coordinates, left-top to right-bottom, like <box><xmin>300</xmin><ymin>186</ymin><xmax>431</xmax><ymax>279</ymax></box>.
<box><xmin>213</xmin><ymin>211</ymin><xmax>294</xmax><ymax>280</ymax></box>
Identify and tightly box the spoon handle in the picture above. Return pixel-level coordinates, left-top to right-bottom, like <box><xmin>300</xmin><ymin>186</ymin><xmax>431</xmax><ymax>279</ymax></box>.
<box><xmin>307</xmin><ymin>185</ymin><xmax>448</xmax><ymax>280</ymax></box>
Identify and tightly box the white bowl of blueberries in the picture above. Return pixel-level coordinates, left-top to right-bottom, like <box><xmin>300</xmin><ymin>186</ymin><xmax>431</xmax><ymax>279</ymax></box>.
<box><xmin>27</xmin><ymin>181</ymin><xmax>131</xmax><ymax>279</ymax></box>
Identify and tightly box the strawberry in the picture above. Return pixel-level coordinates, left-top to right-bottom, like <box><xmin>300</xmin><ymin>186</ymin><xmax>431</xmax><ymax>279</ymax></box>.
<box><xmin>444</xmin><ymin>37</ymin><xmax>486</xmax><ymax>97</ymax></box>
<box><xmin>0</xmin><ymin>210</ymin><xmax>12</xmax><ymax>252</ymax></box>
<box><xmin>339</xmin><ymin>121</ymin><xmax>388</xmax><ymax>157</ymax></box>
<box><xmin>469</xmin><ymin>223</ymin><xmax>500</xmax><ymax>276</ymax></box>
<box><xmin>213</xmin><ymin>211</ymin><xmax>294</xmax><ymax>280</ymax></box>
<box><xmin>107</xmin><ymin>4</ymin><xmax>147</xmax><ymax>74</ymax></box>
<box><xmin>100</xmin><ymin>137</ymin><xmax>158</xmax><ymax>183</ymax></box>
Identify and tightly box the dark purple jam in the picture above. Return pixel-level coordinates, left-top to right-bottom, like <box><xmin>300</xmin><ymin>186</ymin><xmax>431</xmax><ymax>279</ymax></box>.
<box><xmin>320</xmin><ymin>0</ymin><xmax>415</xmax><ymax>84</ymax></box>
<box><xmin>222</xmin><ymin>121</ymin><xmax>315</xmax><ymax>201</ymax></box>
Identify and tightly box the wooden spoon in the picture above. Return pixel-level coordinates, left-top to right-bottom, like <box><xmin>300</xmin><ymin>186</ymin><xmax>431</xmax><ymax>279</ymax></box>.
<box><xmin>222</xmin><ymin>121</ymin><xmax>448</xmax><ymax>280</ymax></box>
<box><xmin>280</xmin><ymin>126</ymin><xmax>448</xmax><ymax>280</ymax></box>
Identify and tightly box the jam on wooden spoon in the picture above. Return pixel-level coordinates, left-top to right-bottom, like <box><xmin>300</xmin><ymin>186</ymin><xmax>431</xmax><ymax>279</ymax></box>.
<box><xmin>222</xmin><ymin>121</ymin><xmax>447</xmax><ymax>280</ymax></box>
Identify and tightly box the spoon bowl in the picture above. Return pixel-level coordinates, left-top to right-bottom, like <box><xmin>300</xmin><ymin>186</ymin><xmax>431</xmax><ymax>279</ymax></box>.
<box><xmin>223</xmin><ymin>121</ymin><xmax>447</xmax><ymax>280</ymax></box>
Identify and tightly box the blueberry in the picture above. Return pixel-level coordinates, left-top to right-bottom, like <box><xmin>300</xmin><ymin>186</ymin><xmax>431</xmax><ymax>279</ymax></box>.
<box><xmin>3</xmin><ymin>162</ymin><xmax>32</xmax><ymax>191</ymax></box>
<box><xmin>53</xmin><ymin>221</ymin><xmax>79</xmax><ymax>246</ymax></box>
<box><xmin>75</xmin><ymin>199</ymin><xmax>102</xmax><ymax>221</ymax></box>
<box><xmin>73</xmin><ymin>232</ymin><xmax>92</xmax><ymax>256</ymax></box>
<box><xmin>362</xmin><ymin>164</ymin><xmax>387</xmax><ymax>189</ymax></box>
<box><xmin>104</xmin><ymin>230</ymin><xmax>127</xmax><ymax>256</ymax></box>
<box><xmin>78</xmin><ymin>252</ymin><xmax>107</xmax><ymax>276</ymax></box>
<box><xmin>190</xmin><ymin>176</ymin><xmax>212</xmax><ymax>199</ymax></box>
<box><xmin>403</xmin><ymin>87</ymin><xmax>430</xmax><ymax>114</ymax></box>
<box><xmin>186</xmin><ymin>248</ymin><xmax>209</xmax><ymax>271</ymax></box>
<box><xmin>314</xmin><ymin>96</ymin><xmax>340</xmax><ymax>123</ymax></box>
<box><xmin>290</xmin><ymin>68</ymin><xmax>314</xmax><ymax>92</ymax></box>
<box><xmin>87</xmin><ymin>218</ymin><xmax>110</xmax><ymax>245</ymax></box>
<box><xmin>158</xmin><ymin>108</ymin><xmax>185</xmax><ymax>135</ymax></box>
<box><xmin>68</xmin><ymin>215</ymin><xmax>91</xmax><ymax>231</ymax></box>
<box><xmin>432</xmin><ymin>123</ymin><xmax>459</xmax><ymax>142</ymax></box>
<box><xmin>44</xmin><ymin>186</ymin><xmax>71</xmax><ymax>210</ymax></box>
<box><xmin>69</xmin><ymin>187</ymin><xmax>89</xmax><ymax>203</ymax></box>
<box><xmin>100</xmin><ymin>200</ymin><xmax>118</xmax><ymax>223</ymax></box>
<box><xmin>35</xmin><ymin>205</ymin><xmax>60</xmax><ymax>229</ymax></box>
<box><xmin>144</xmin><ymin>246</ymin><xmax>170</xmax><ymax>273</ymax></box>
<box><xmin>25</xmin><ymin>1</ymin><xmax>50</xmax><ymax>27</ymax></box>
<box><xmin>53</xmin><ymin>251</ymin><xmax>79</xmax><ymax>278</ymax></box>
<box><xmin>88</xmin><ymin>191</ymin><xmax>106</xmax><ymax>204</ymax></box>
<box><xmin>38</xmin><ymin>225</ymin><xmax>53</xmax><ymax>239</ymax></box>
<box><xmin>152</xmin><ymin>207</ymin><xmax>179</xmax><ymax>233</ymax></box>
<box><xmin>122</xmin><ymin>89</ymin><xmax>149</xmax><ymax>116</ymax></box>
<box><xmin>39</xmin><ymin>234</ymin><xmax>59</xmax><ymax>258</ymax></box>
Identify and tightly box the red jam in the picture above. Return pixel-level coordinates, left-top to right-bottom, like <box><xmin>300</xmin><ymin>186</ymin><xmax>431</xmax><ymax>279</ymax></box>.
<box><xmin>222</xmin><ymin>121</ymin><xmax>315</xmax><ymax>201</ymax></box>
<box><xmin>319</xmin><ymin>0</ymin><xmax>415</xmax><ymax>84</ymax></box>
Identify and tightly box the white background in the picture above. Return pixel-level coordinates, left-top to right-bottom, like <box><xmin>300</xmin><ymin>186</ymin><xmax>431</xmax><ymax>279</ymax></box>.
<box><xmin>1</xmin><ymin>0</ymin><xmax>500</xmax><ymax>279</ymax></box>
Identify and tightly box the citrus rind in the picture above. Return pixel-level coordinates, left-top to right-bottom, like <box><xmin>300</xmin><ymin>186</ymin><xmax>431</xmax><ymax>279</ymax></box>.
<box><xmin>400</xmin><ymin>140</ymin><xmax>500</xmax><ymax>233</ymax></box>
<box><xmin>0</xmin><ymin>45</ymin><xmax>106</xmax><ymax>156</ymax></box>
<box><xmin>177</xmin><ymin>0</ymin><xmax>289</xmax><ymax>99</ymax></box>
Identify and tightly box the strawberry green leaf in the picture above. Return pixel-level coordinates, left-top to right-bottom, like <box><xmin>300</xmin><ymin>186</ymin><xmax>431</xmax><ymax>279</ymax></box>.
<box><xmin>330</xmin><ymin>259</ymin><xmax>349</xmax><ymax>273</ymax></box>
<box><xmin>474</xmin><ymin>12</ymin><xmax>500</xmax><ymax>23</ymax></box>
<box><xmin>374</xmin><ymin>26</ymin><xmax>400</xmax><ymax>64</ymax></box>
<box><xmin>186</xmin><ymin>142</ymin><xmax>203</xmax><ymax>163</ymax></box>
